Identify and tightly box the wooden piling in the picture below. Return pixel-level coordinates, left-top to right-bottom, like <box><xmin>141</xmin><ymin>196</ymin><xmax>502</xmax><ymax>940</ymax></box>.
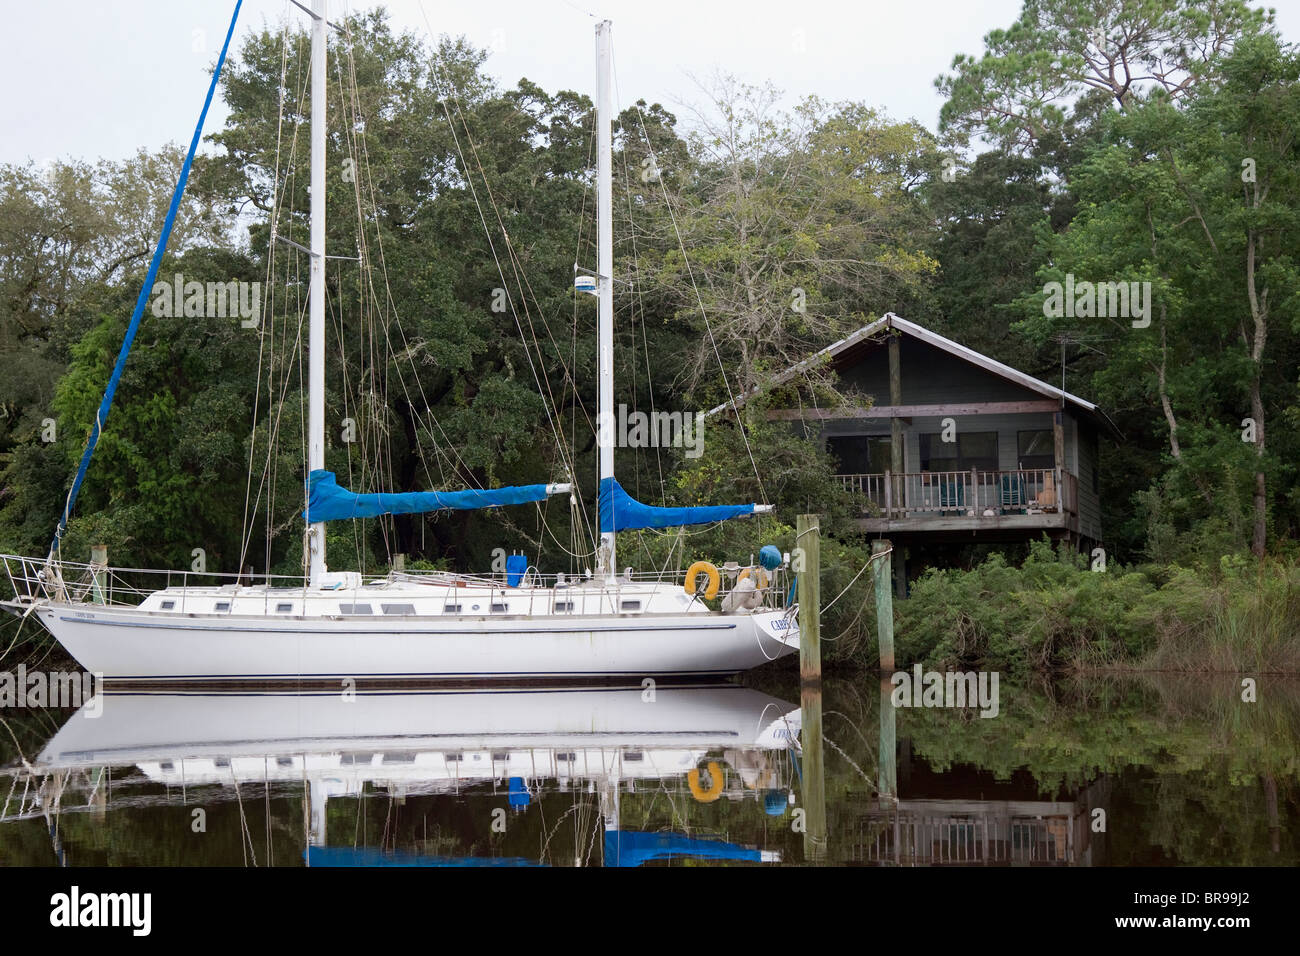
<box><xmin>796</xmin><ymin>514</ymin><xmax>821</xmax><ymax>685</ymax></box>
<box><xmin>871</xmin><ymin>539</ymin><xmax>895</xmax><ymax>671</ymax></box>
<box><xmin>90</xmin><ymin>543</ymin><xmax>107</xmax><ymax>605</ymax></box>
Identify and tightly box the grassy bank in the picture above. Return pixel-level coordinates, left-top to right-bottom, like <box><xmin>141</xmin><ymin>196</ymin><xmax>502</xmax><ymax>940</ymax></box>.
<box><xmin>880</xmin><ymin>541</ymin><xmax>1300</xmax><ymax>675</ymax></box>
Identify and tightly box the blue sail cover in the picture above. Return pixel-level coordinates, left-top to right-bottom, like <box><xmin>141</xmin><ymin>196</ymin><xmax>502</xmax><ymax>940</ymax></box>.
<box><xmin>305</xmin><ymin>470</ymin><xmax>554</xmax><ymax>523</ymax></box>
<box><xmin>599</xmin><ymin>478</ymin><xmax>755</xmax><ymax>534</ymax></box>
<box><xmin>306</xmin><ymin>847</ymin><xmax>542</xmax><ymax>868</ymax></box>
<box><xmin>603</xmin><ymin>830</ymin><xmax>763</xmax><ymax>868</ymax></box>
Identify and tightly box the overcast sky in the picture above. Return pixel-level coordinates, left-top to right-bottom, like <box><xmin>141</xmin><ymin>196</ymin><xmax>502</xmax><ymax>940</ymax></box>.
<box><xmin>3</xmin><ymin>0</ymin><xmax>1298</xmax><ymax>167</ymax></box>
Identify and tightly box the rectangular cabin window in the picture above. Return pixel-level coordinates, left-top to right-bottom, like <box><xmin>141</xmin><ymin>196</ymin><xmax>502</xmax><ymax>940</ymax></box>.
<box><xmin>214</xmin><ymin>758</ymin><xmax>230</xmax><ymax>768</ymax></box>
<box><xmin>490</xmin><ymin>602</ymin><xmax>508</xmax><ymax>613</ymax></box>
<box><xmin>339</xmin><ymin>603</ymin><xmax>372</xmax><ymax>615</ymax></box>
<box><xmin>620</xmin><ymin>600</ymin><xmax>641</xmax><ymax>611</ymax></box>
<box><xmin>444</xmin><ymin>603</ymin><xmax>463</xmax><ymax>613</ymax></box>
<box><xmin>382</xmin><ymin>603</ymin><xmax>417</xmax><ymax>616</ymax></box>
<box><xmin>160</xmin><ymin>761</ymin><xmax>174</xmax><ymax>772</ymax></box>
<box><xmin>276</xmin><ymin>756</ymin><xmax>293</xmax><ymax>768</ymax></box>
<box><xmin>554</xmin><ymin>600</ymin><xmax>575</xmax><ymax>612</ymax></box>
<box><xmin>382</xmin><ymin>753</ymin><xmax>416</xmax><ymax>764</ymax></box>
<box><xmin>275</xmin><ymin>603</ymin><xmax>293</xmax><ymax>614</ymax></box>
<box><xmin>827</xmin><ymin>434</ymin><xmax>893</xmax><ymax>474</ymax></box>
<box><xmin>623</xmin><ymin>751</ymin><xmax>644</xmax><ymax>762</ymax></box>
<box><xmin>920</xmin><ymin>431</ymin><xmax>997</xmax><ymax>473</ymax></box>
<box><xmin>214</xmin><ymin>601</ymin><xmax>231</xmax><ymax>612</ymax></box>
<box><xmin>160</xmin><ymin>600</ymin><xmax>175</xmax><ymax>610</ymax></box>
<box><xmin>491</xmin><ymin>752</ymin><xmax>509</xmax><ymax>761</ymax></box>
<box><xmin>1017</xmin><ymin>430</ymin><xmax>1055</xmax><ymax>471</ymax></box>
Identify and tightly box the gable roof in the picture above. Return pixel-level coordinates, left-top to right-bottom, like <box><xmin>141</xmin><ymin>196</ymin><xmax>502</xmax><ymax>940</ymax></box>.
<box><xmin>705</xmin><ymin>313</ymin><xmax>1122</xmax><ymax>438</ymax></box>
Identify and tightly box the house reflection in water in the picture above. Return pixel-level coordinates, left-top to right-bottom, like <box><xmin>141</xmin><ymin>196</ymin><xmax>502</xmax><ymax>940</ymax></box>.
<box><xmin>838</xmin><ymin>750</ymin><xmax>1111</xmax><ymax>866</ymax></box>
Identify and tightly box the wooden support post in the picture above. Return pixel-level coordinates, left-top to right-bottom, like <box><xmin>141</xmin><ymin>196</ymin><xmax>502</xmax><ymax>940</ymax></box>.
<box><xmin>889</xmin><ymin>334</ymin><xmax>904</xmax><ymax>477</ymax></box>
<box><xmin>90</xmin><ymin>544</ymin><xmax>107</xmax><ymax>605</ymax></box>
<box><xmin>1053</xmin><ymin>411</ymin><xmax>1066</xmax><ymax>500</ymax></box>
<box><xmin>878</xmin><ymin>676</ymin><xmax>897</xmax><ymax>809</ymax></box>
<box><xmin>800</xmin><ymin>683</ymin><xmax>828</xmax><ymax>863</ymax></box>
<box><xmin>872</xmin><ymin>539</ymin><xmax>895</xmax><ymax>671</ymax></box>
<box><xmin>796</xmin><ymin>514</ymin><xmax>821</xmax><ymax>685</ymax></box>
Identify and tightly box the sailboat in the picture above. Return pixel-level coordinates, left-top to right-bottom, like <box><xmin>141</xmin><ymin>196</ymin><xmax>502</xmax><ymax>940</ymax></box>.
<box><xmin>0</xmin><ymin>8</ymin><xmax>799</xmax><ymax>682</ymax></box>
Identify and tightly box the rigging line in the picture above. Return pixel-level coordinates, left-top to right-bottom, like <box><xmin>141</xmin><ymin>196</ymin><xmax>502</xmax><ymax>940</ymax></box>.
<box><xmin>422</xmin><ymin>21</ymin><xmax>592</xmax><ymax>531</ymax></box>
<box><xmin>338</xmin><ymin>19</ymin><xmax>484</xmax><ymax>496</ymax></box>
<box><xmin>821</xmin><ymin>547</ymin><xmax>890</xmax><ymax>613</ymax></box>
<box><xmin>244</xmin><ymin>26</ymin><xmax>306</xmax><ymax>575</ymax></box>
<box><xmin>619</xmin><ymin>60</ymin><xmax>767</xmax><ymax>504</ymax></box>
<box><xmin>414</xmin><ymin>7</ymin><xmax>587</xmax><ymax>482</ymax></box>
<box><xmin>49</xmin><ymin>0</ymin><xmax>246</xmax><ymax>561</ymax></box>
<box><xmin>239</xmin><ymin>25</ymin><xmax>313</xmax><ymax>575</ymax></box>
<box><xmin>325</xmin><ymin>33</ymin><xmax>473</xmax><ymax>520</ymax></box>
<box><xmin>611</xmin><ymin>58</ymin><xmax>668</xmax><ymax>506</ymax></box>
<box><xmin>239</xmin><ymin>12</ymin><xmax>293</xmax><ymax>576</ymax></box>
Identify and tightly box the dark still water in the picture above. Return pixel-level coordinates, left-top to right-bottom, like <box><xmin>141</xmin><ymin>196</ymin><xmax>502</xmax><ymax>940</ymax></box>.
<box><xmin>0</xmin><ymin>676</ymin><xmax>1295</xmax><ymax>866</ymax></box>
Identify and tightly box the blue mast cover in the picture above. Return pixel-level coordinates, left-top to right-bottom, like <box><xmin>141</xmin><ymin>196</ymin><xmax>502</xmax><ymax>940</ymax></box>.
<box><xmin>304</xmin><ymin>470</ymin><xmax>552</xmax><ymax>523</ymax></box>
<box><xmin>598</xmin><ymin>478</ymin><xmax>755</xmax><ymax>534</ymax></box>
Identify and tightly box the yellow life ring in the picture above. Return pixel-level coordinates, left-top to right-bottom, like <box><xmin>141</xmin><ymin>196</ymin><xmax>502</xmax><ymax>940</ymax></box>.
<box><xmin>687</xmin><ymin>761</ymin><xmax>724</xmax><ymax>802</ymax></box>
<box><xmin>737</xmin><ymin>567</ymin><xmax>771</xmax><ymax>590</ymax></box>
<box><xmin>684</xmin><ymin>561</ymin><xmax>721</xmax><ymax>601</ymax></box>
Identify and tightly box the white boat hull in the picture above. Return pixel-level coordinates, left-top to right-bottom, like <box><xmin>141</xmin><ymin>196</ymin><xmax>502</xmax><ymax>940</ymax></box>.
<box><xmin>33</xmin><ymin>603</ymin><xmax>799</xmax><ymax>681</ymax></box>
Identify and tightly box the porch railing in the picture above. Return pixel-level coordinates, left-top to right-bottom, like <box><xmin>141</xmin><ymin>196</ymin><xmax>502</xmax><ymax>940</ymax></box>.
<box><xmin>837</xmin><ymin>469</ymin><xmax>1068</xmax><ymax>519</ymax></box>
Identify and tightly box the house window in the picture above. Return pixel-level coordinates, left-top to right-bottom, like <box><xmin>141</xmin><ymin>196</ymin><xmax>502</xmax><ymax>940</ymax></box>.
<box><xmin>920</xmin><ymin>431</ymin><xmax>997</xmax><ymax>472</ymax></box>
<box><xmin>339</xmin><ymin>603</ymin><xmax>372</xmax><ymax>615</ymax></box>
<box><xmin>1017</xmin><ymin>430</ymin><xmax>1055</xmax><ymax>470</ymax></box>
<box><xmin>382</xmin><ymin>603</ymin><xmax>417</xmax><ymax>615</ymax></box>
<box><xmin>827</xmin><ymin>435</ymin><xmax>893</xmax><ymax>473</ymax></box>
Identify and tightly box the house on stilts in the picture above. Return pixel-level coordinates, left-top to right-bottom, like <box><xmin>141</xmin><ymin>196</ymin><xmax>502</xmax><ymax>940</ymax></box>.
<box><xmin>709</xmin><ymin>313</ymin><xmax>1122</xmax><ymax>594</ymax></box>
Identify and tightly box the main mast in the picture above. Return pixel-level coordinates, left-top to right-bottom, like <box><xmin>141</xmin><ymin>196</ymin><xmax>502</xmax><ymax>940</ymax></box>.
<box><xmin>307</xmin><ymin>0</ymin><xmax>328</xmax><ymax>586</ymax></box>
<box><xmin>595</xmin><ymin>20</ymin><xmax>615</xmax><ymax>579</ymax></box>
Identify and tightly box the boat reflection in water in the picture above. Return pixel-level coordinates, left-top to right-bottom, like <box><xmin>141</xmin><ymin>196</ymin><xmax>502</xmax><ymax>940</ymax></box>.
<box><xmin>20</xmin><ymin>684</ymin><xmax>801</xmax><ymax>866</ymax></box>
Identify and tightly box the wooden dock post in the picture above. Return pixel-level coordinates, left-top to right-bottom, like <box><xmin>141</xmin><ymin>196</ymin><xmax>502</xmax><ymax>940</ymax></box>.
<box><xmin>90</xmin><ymin>544</ymin><xmax>107</xmax><ymax>605</ymax></box>
<box><xmin>871</xmin><ymin>539</ymin><xmax>895</xmax><ymax>671</ymax></box>
<box><xmin>796</xmin><ymin>514</ymin><xmax>821</xmax><ymax>685</ymax></box>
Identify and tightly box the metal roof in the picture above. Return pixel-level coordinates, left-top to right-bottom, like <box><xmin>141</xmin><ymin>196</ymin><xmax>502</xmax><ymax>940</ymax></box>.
<box><xmin>705</xmin><ymin>312</ymin><xmax>1122</xmax><ymax>438</ymax></box>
